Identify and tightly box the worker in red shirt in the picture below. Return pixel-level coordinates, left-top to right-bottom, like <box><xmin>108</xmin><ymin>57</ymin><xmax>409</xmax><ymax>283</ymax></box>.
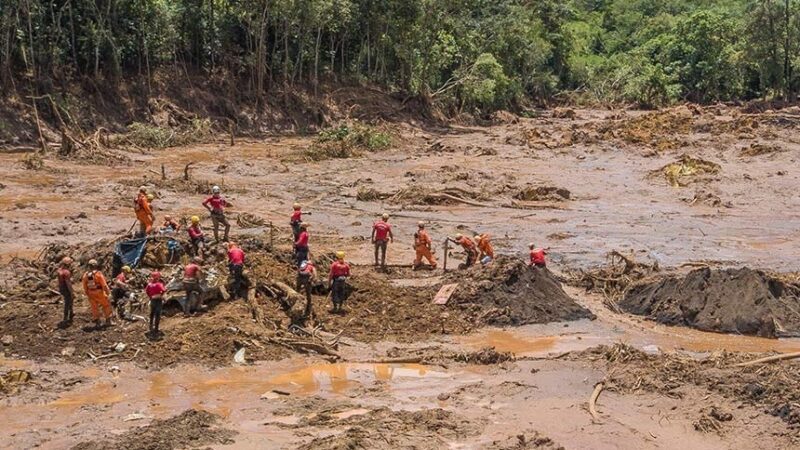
<box><xmin>413</xmin><ymin>222</ymin><xmax>437</xmax><ymax>270</ymax></box>
<box><xmin>529</xmin><ymin>243</ymin><xmax>549</xmax><ymax>268</ymax></box>
<box><xmin>475</xmin><ymin>233</ymin><xmax>495</xmax><ymax>265</ymax></box>
<box><xmin>187</xmin><ymin>216</ymin><xmax>206</xmax><ymax>259</ymax></box>
<box><xmin>290</xmin><ymin>203</ymin><xmax>303</xmax><ymax>240</ymax></box>
<box><xmin>134</xmin><ymin>186</ymin><xmax>155</xmax><ymax>236</ymax></box>
<box><xmin>328</xmin><ymin>251</ymin><xmax>351</xmax><ymax>313</ymax></box>
<box><xmin>202</xmin><ymin>185</ymin><xmax>232</xmax><ymax>242</ymax></box>
<box><xmin>56</xmin><ymin>257</ymin><xmax>75</xmax><ymax>327</ymax></box>
<box><xmin>296</xmin><ymin>260</ymin><xmax>317</xmax><ymax>318</ymax></box>
<box><xmin>146</xmin><ymin>271</ymin><xmax>167</xmax><ymax>339</ymax></box>
<box><xmin>111</xmin><ymin>265</ymin><xmax>134</xmax><ymax>320</ymax></box>
<box><xmin>371</xmin><ymin>213</ymin><xmax>394</xmax><ymax>268</ymax></box>
<box><xmin>227</xmin><ymin>242</ymin><xmax>246</xmax><ymax>299</ymax></box>
<box><xmin>82</xmin><ymin>259</ymin><xmax>113</xmax><ymax>328</ymax></box>
<box><xmin>294</xmin><ymin>223</ymin><xmax>310</xmax><ymax>266</ymax></box>
<box><xmin>182</xmin><ymin>257</ymin><xmax>204</xmax><ymax>316</ymax></box>
<box><xmin>447</xmin><ymin>234</ymin><xmax>478</xmax><ymax>268</ymax></box>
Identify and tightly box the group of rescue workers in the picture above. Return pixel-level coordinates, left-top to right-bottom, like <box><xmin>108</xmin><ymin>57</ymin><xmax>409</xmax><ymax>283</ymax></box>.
<box><xmin>55</xmin><ymin>185</ymin><xmax>548</xmax><ymax>340</ymax></box>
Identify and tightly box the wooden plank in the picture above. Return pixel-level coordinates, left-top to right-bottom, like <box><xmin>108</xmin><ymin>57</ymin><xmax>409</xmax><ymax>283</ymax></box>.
<box><xmin>433</xmin><ymin>283</ymin><xmax>458</xmax><ymax>305</ymax></box>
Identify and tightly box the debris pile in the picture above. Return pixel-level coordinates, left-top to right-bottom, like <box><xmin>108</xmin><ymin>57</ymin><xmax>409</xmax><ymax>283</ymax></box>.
<box><xmin>654</xmin><ymin>154</ymin><xmax>720</xmax><ymax>187</ymax></box>
<box><xmin>571</xmin><ymin>250</ymin><xmax>659</xmax><ymax>312</ymax></box>
<box><xmin>620</xmin><ymin>267</ymin><xmax>800</xmax><ymax>338</ymax></box>
<box><xmin>514</xmin><ymin>186</ymin><xmax>571</xmax><ymax>202</ymax></box>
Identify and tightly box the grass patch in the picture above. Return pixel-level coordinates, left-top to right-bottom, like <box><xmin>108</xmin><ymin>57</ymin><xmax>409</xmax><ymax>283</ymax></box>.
<box><xmin>117</xmin><ymin>118</ymin><xmax>214</xmax><ymax>149</ymax></box>
<box><xmin>304</xmin><ymin>123</ymin><xmax>393</xmax><ymax>161</ymax></box>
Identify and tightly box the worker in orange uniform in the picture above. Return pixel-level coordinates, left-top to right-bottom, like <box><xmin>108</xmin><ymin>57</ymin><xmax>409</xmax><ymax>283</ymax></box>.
<box><xmin>134</xmin><ymin>186</ymin><xmax>155</xmax><ymax>236</ymax></box>
<box><xmin>290</xmin><ymin>203</ymin><xmax>303</xmax><ymax>241</ymax></box>
<box><xmin>529</xmin><ymin>243</ymin><xmax>549</xmax><ymax>268</ymax></box>
<box><xmin>371</xmin><ymin>213</ymin><xmax>393</xmax><ymax>268</ymax></box>
<box><xmin>328</xmin><ymin>251</ymin><xmax>351</xmax><ymax>313</ymax></box>
<box><xmin>413</xmin><ymin>222</ymin><xmax>437</xmax><ymax>270</ymax></box>
<box><xmin>447</xmin><ymin>234</ymin><xmax>478</xmax><ymax>268</ymax></box>
<box><xmin>202</xmin><ymin>185</ymin><xmax>232</xmax><ymax>242</ymax></box>
<box><xmin>227</xmin><ymin>241</ymin><xmax>246</xmax><ymax>299</ymax></box>
<box><xmin>82</xmin><ymin>259</ymin><xmax>113</xmax><ymax>328</ymax></box>
<box><xmin>475</xmin><ymin>233</ymin><xmax>495</xmax><ymax>265</ymax></box>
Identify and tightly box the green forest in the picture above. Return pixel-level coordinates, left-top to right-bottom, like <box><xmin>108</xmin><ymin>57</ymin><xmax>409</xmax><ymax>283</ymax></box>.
<box><xmin>1</xmin><ymin>0</ymin><xmax>799</xmax><ymax>112</ymax></box>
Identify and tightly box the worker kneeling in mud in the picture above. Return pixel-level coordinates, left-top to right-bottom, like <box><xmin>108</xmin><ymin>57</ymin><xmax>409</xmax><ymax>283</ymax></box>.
<box><xmin>182</xmin><ymin>257</ymin><xmax>205</xmax><ymax>316</ymax></box>
<box><xmin>111</xmin><ymin>265</ymin><xmax>135</xmax><ymax>320</ymax></box>
<box><xmin>328</xmin><ymin>251</ymin><xmax>351</xmax><ymax>313</ymax></box>
<box><xmin>227</xmin><ymin>241</ymin><xmax>246</xmax><ymax>300</ymax></box>
<box><xmin>447</xmin><ymin>234</ymin><xmax>478</xmax><ymax>268</ymax></box>
<box><xmin>82</xmin><ymin>259</ymin><xmax>113</xmax><ymax>328</ymax></box>
<box><xmin>371</xmin><ymin>213</ymin><xmax>393</xmax><ymax>268</ymax></box>
<box><xmin>145</xmin><ymin>271</ymin><xmax>166</xmax><ymax>339</ymax></box>
<box><xmin>187</xmin><ymin>216</ymin><xmax>206</xmax><ymax>260</ymax></box>
<box><xmin>475</xmin><ymin>233</ymin><xmax>494</xmax><ymax>265</ymax></box>
<box><xmin>296</xmin><ymin>260</ymin><xmax>317</xmax><ymax>318</ymax></box>
<box><xmin>413</xmin><ymin>222</ymin><xmax>437</xmax><ymax>270</ymax></box>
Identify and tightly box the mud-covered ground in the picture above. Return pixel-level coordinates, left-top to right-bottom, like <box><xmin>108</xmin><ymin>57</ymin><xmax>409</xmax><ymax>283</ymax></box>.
<box><xmin>2</xmin><ymin>104</ymin><xmax>800</xmax><ymax>449</ymax></box>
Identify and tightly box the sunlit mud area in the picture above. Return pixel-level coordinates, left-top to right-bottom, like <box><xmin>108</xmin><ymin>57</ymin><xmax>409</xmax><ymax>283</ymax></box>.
<box><xmin>2</xmin><ymin>105</ymin><xmax>800</xmax><ymax>449</ymax></box>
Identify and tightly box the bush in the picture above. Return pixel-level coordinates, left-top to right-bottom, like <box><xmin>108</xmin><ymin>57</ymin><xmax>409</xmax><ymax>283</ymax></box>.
<box><xmin>120</xmin><ymin>118</ymin><xmax>214</xmax><ymax>149</ymax></box>
<box><xmin>306</xmin><ymin>123</ymin><xmax>393</xmax><ymax>160</ymax></box>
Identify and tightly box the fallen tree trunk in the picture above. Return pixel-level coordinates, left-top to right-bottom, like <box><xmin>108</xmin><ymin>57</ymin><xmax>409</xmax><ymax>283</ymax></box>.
<box><xmin>732</xmin><ymin>351</ymin><xmax>800</xmax><ymax>368</ymax></box>
<box><xmin>589</xmin><ymin>382</ymin><xmax>604</xmax><ymax>423</ymax></box>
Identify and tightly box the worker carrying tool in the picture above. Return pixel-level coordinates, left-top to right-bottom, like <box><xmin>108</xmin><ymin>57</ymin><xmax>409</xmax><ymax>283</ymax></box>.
<box><xmin>111</xmin><ymin>265</ymin><xmax>134</xmax><ymax>320</ymax></box>
<box><xmin>290</xmin><ymin>203</ymin><xmax>303</xmax><ymax>240</ymax></box>
<box><xmin>413</xmin><ymin>222</ymin><xmax>437</xmax><ymax>270</ymax></box>
<box><xmin>56</xmin><ymin>257</ymin><xmax>75</xmax><ymax>327</ymax></box>
<box><xmin>446</xmin><ymin>234</ymin><xmax>478</xmax><ymax>268</ymax></box>
<box><xmin>371</xmin><ymin>213</ymin><xmax>393</xmax><ymax>268</ymax></box>
<box><xmin>187</xmin><ymin>216</ymin><xmax>206</xmax><ymax>259</ymax></box>
<box><xmin>296</xmin><ymin>260</ymin><xmax>317</xmax><ymax>318</ymax></box>
<box><xmin>294</xmin><ymin>223</ymin><xmax>310</xmax><ymax>266</ymax></box>
<box><xmin>134</xmin><ymin>186</ymin><xmax>155</xmax><ymax>236</ymax></box>
<box><xmin>159</xmin><ymin>215</ymin><xmax>180</xmax><ymax>234</ymax></box>
<box><xmin>529</xmin><ymin>243</ymin><xmax>549</xmax><ymax>268</ymax></box>
<box><xmin>202</xmin><ymin>185</ymin><xmax>232</xmax><ymax>242</ymax></box>
<box><xmin>328</xmin><ymin>251</ymin><xmax>351</xmax><ymax>313</ymax></box>
<box><xmin>475</xmin><ymin>233</ymin><xmax>495</xmax><ymax>265</ymax></box>
<box><xmin>82</xmin><ymin>259</ymin><xmax>113</xmax><ymax>328</ymax></box>
<box><xmin>145</xmin><ymin>271</ymin><xmax>166</xmax><ymax>340</ymax></box>
<box><xmin>227</xmin><ymin>241</ymin><xmax>246</xmax><ymax>300</ymax></box>
<box><xmin>182</xmin><ymin>257</ymin><xmax>204</xmax><ymax>316</ymax></box>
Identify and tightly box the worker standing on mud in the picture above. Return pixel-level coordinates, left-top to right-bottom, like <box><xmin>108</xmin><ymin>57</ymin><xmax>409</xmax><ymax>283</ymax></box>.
<box><xmin>296</xmin><ymin>260</ymin><xmax>317</xmax><ymax>318</ymax></box>
<box><xmin>81</xmin><ymin>259</ymin><xmax>113</xmax><ymax>328</ymax></box>
<box><xmin>413</xmin><ymin>222</ymin><xmax>437</xmax><ymax>270</ymax></box>
<box><xmin>182</xmin><ymin>257</ymin><xmax>204</xmax><ymax>316</ymax></box>
<box><xmin>475</xmin><ymin>233</ymin><xmax>494</xmax><ymax>265</ymax></box>
<box><xmin>111</xmin><ymin>265</ymin><xmax>134</xmax><ymax>320</ymax></box>
<box><xmin>145</xmin><ymin>272</ymin><xmax>166</xmax><ymax>339</ymax></box>
<box><xmin>187</xmin><ymin>216</ymin><xmax>206</xmax><ymax>260</ymax></box>
<box><xmin>529</xmin><ymin>244</ymin><xmax>549</xmax><ymax>268</ymax></box>
<box><xmin>290</xmin><ymin>203</ymin><xmax>303</xmax><ymax>240</ymax></box>
<box><xmin>371</xmin><ymin>213</ymin><xmax>393</xmax><ymax>268</ymax></box>
<box><xmin>227</xmin><ymin>242</ymin><xmax>246</xmax><ymax>299</ymax></box>
<box><xmin>329</xmin><ymin>251</ymin><xmax>351</xmax><ymax>313</ymax></box>
<box><xmin>57</xmin><ymin>257</ymin><xmax>75</xmax><ymax>327</ymax></box>
<box><xmin>447</xmin><ymin>234</ymin><xmax>478</xmax><ymax>268</ymax></box>
<box><xmin>202</xmin><ymin>185</ymin><xmax>232</xmax><ymax>242</ymax></box>
<box><xmin>134</xmin><ymin>186</ymin><xmax>155</xmax><ymax>236</ymax></box>
<box><xmin>294</xmin><ymin>223</ymin><xmax>310</xmax><ymax>266</ymax></box>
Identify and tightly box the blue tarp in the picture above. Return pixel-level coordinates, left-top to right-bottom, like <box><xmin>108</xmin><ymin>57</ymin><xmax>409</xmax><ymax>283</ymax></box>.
<box><xmin>114</xmin><ymin>237</ymin><xmax>148</xmax><ymax>268</ymax></box>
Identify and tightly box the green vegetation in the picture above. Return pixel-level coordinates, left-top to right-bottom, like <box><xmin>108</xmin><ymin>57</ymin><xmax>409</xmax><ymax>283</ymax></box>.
<box><xmin>306</xmin><ymin>123</ymin><xmax>393</xmax><ymax>160</ymax></box>
<box><xmin>118</xmin><ymin>119</ymin><xmax>213</xmax><ymax>149</ymax></box>
<box><xmin>1</xmin><ymin>1</ymin><xmax>799</xmax><ymax>111</ymax></box>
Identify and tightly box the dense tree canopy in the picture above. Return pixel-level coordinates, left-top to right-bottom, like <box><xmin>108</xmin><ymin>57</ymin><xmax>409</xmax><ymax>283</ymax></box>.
<box><xmin>2</xmin><ymin>0</ymin><xmax>799</xmax><ymax>110</ymax></box>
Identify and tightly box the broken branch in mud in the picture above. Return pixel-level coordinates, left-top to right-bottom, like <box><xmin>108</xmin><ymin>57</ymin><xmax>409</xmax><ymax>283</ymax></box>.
<box><xmin>589</xmin><ymin>382</ymin><xmax>605</xmax><ymax>423</ymax></box>
<box><xmin>732</xmin><ymin>351</ymin><xmax>800</xmax><ymax>368</ymax></box>
<box><xmin>184</xmin><ymin>162</ymin><xmax>195</xmax><ymax>181</ymax></box>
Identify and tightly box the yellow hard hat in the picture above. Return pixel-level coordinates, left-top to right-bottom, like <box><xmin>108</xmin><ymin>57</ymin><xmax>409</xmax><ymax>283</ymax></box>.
<box><xmin>147</xmin><ymin>194</ymin><xmax>154</xmax><ymax>201</ymax></box>
<box><xmin>474</xmin><ymin>234</ymin><xmax>482</xmax><ymax>240</ymax></box>
<box><xmin>88</xmin><ymin>259</ymin><xmax>99</xmax><ymax>267</ymax></box>
<box><xmin>335</xmin><ymin>251</ymin><xmax>345</xmax><ymax>260</ymax></box>
<box><xmin>122</xmin><ymin>265</ymin><xmax>132</xmax><ymax>273</ymax></box>
<box><xmin>191</xmin><ymin>216</ymin><xmax>200</xmax><ymax>223</ymax></box>
<box><xmin>293</xmin><ymin>203</ymin><xmax>301</xmax><ymax>209</ymax></box>
<box><xmin>455</xmin><ymin>233</ymin><xmax>463</xmax><ymax>240</ymax></box>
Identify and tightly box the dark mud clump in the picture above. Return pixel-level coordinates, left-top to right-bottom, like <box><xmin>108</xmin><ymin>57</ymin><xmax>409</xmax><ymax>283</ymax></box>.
<box><xmin>514</xmin><ymin>186</ymin><xmax>571</xmax><ymax>202</ymax></box>
<box><xmin>71</xmin><ymin>409</ymin><xmax>237</xmax><ymax>450</ymax></box>
<box><xmin>448</xmin><ymin>256</ymin><xmax>595</xmax><ymax>326</ymax></box>
<box><xmin>619</xmin><ymin>267</ymin><xmax>800</xmax><ymax>338</ymax></box>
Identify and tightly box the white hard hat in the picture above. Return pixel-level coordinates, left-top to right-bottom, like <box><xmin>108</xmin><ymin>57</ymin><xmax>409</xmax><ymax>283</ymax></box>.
<box><xmin>212</xmin><ymin>185</ymin><xmax>221</xmax><ymax>194</ymax></box>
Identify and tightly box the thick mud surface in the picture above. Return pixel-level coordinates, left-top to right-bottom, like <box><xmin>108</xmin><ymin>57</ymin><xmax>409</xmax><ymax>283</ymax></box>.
<box><xmin>621</xmin><ymin>267</ymin><xmax>800</xmax><ymax>338</ymax></box>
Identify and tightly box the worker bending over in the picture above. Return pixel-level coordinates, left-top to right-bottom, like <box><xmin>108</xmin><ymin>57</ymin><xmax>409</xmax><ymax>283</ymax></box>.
<box><xmin>57</xmin><ymin>257</ymin><xmax>75</xmax><ymax>327</ymax></box>
<box><xmin>475</xmin><ymin>233</ymin><xmax>494</xmax><ymax>265</ymax></box>
<box><xmin>202</xmin><ymin>185</ymin><xmax>232</xmax><ymax>242</ymax></box>
<box><xmin>227</xmin><ymin>242</ymin><xmax>246</xmax><ymax>299</ymax></box>
<box><xmin>111</xmin><ymin>265</ymin><xmax>134</xmax><ymax>320</ymax></box>
<box><xmin>134</xmin><ymin>186</ymin><xmax>155</xmax><ymax>236</ymax></box>
<box><xmin>529</xmin><ymin>243</ymin><xmax>549</xmax><ymax>268</ymax></box>
<box><xmin>294</xmin><ymin>223</ymin><xmax>310</xmax><ymax>266</ymax></box>
<box><xmin>329</xmin><ymin>251</ymin><xmax>351</xmax><ymax>313</ymax></box>
<box><xmin>371</xmin><ymin>213</ymin><xmax>393</xmax><ymax>268</ymax></box>
<box><xmin>413</xmin><ymin>222</ymin><xmax>437</xmax><ymax>270</ymax></box>
<box><xmin>82</xmin><ymin>259</ymin><xmax>113</xmax><ymax>328</ymax></box>
<box><xmin>145</xmin><ymin>271</ymin><xmax>166</xmax><ymax>339</ymax></box>
<box><xmin>448</xmin><ymin>234</ymin><xmax>478</xmax><ymax>268</ymax></box>
<box><xmin>290</xmin><ymin>203</ymin><xmax>303</xmax><ymax>240</ymax></box>
<box><xmin>182</xmin><ymin>257</ymin><xmax>204</xmax><ymax>316</ymax></box>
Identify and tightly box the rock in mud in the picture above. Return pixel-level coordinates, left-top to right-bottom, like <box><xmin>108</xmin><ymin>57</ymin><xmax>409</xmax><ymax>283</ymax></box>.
<box><xmin>619</xmin><ymin>267</ymin><xmax>800</xmax><ymax>338</ymax></box>
<box><xmin>448</xmin><ymin>256</ymin><xmax>595</xmax><ymax>326</ymax></box>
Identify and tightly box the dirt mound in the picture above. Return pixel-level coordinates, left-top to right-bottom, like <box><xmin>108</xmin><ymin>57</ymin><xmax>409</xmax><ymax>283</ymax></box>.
<box><xmin>295</xmin><ymin>407</ymin><xmax>479</xmax><ymax>449</ymax></box>
<box><xmin>653</xmin><ymin>154</ymin><xmax>720</xmax><ymax>187</ymax></box>
<box><xmin>514</xmin><ymin>186</ymin><xmax>571</xmax><ymax>202</ymax></box>
<box><xmin>71</xmin><ymin>409</ymin><xmax>236</xmax><ymax>450</ymax></box>
<box><xmin>448</xmin><ymin>256</ymin><xmax>594</xmax><ymax>326</ymax></box>
<box><xmin>619</xmin><ymin>267</ymin><xmax>800</xmax><ymax>338</ymax></box>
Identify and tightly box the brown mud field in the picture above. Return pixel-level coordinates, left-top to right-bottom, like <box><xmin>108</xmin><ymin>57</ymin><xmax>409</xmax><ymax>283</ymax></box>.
<box><xmin>2</xmin><ymin>104</ymin><xmax>800</xmax><ymax>449</ymax></box>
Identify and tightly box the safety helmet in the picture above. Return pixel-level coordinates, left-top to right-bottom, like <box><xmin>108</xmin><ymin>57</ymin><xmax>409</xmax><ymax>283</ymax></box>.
<box><xmin>138</xmin><ymin>186</ymin><xmax>147</xmax><ymax>193</ymax></box>
<box><xmin>150</xmin><ymin>271</ymin><xmax>161</xmax><ymax>281</ymax></box>
<box><xmin>455</xmin><ymin>233</ymin><xmax>463</xmax><ymax>240</ymax></box>
<box><xmin>293</xmin><ymin>203</ymin><xmax>301</xmax><ymax>210</ymax></box>
<box><xmin>381</xmin><ymin>213</ymin><xmax>389</xmax><ymax>220</ymax></box>
<box><xmin>164</xmin><ymin>215</ymin><xmax>171</xmax><ymax>220</ymax></box>
<box><xmin>417</xmin><ymin>221</ymin><xmax>425</xmax><ymax>228</ymax></box>
<box><xmin>122</xmin><ymin>265</ymin><xmax>132</xmax><ymax>273</ymax></box>
<box><xmin>529</xmin><ymin>243</ymin><xmax>535</xmax><ymax>249</ymax></box>
<box><xmin>88</xmin><ymin>259</ymin><xmax>99</xmax><ymax>268</ymax></box>
<box><xmin>147</xmin><ymin>194</ymin><xmax>154</xmax><ymax>201</ymax></box>
<box><xmin>212</xmin><ymin>185</ymin><xmax>221</xmax><ymax>194</ymax></box>
<box><xmin>474</xmin><ymin>234</ymin><xmax>482</xmax><ymax>240</ymax></box>
<box><xmin>300</xmin><ymin>260</ymin><xmax>308</xmax><ymax>270</ymax></box>
<box><xmin>191</xmin><ymin>216</ymin><xmax>200</xmax><ymax>224</ymax></box>
<box><xmin>61</xmin><ymin>256</ymin><xmax>73</xmax><ymax>266</ymax></box>
<box><xmin>335</xmin><ymin>251</ymin><xmax>345</xmax><ymax>260</ymax></box>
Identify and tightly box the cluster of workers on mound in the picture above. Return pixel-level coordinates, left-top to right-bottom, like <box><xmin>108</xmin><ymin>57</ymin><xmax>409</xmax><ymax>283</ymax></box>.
<box><xmin>53</xmin><ymin>185</ymin><xmax>550</xmax><ymax>340</ymax></box>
